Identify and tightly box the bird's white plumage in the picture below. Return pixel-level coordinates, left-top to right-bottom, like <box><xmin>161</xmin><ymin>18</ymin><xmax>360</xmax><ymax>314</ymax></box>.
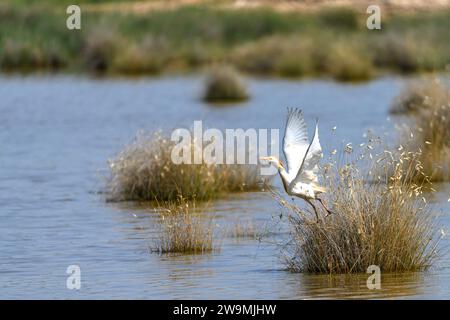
<box><xmin>282</xmin><ymin>108</ymin><xmax>310</xmax><ymax>181</ymax></box>
<box><xmin>282</xmin><ymin>108</ymin><xmax>323</xmax><ymax>187</ymax></box>
<box><xmin>291</xmin><ymin>121</ymin><xmax>323</xmax><ymax>186</ymax></box>
<box><xmin>260</xmin><ymin>108</ymin><xmax>329</xmax><ymax>221</ymax></box>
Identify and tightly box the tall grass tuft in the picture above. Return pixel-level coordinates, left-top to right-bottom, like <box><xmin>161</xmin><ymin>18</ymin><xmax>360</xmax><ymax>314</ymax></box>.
<box><xmin>393</xmin><ymin>79</ymin><xmax>450</xmax><ymax>181</ymax></box>
<box><xmin>152</xmin><ymin>197</ymin><xmax>217</xmax><ymax>254</ymax></box>
<box><xmin>107</xmin><ymin>131</ymin><xmax>264</xmax><ymax>202</ymax></box>
<box><xmin>325</xmin><ymin>43</ymin><xmax>374</xmax><ymax>82</ymax></box>
<box><xmin>390</xmin><ymin>79</ymin><xmax>450</xmax><ymax>114</ymax></box>
<box><xmin>203</xmin><ymin>65</ymin><xmax>249</xmax><ymax>102</ymax></box>
<box><xmin>413</xmin><ymin>106</ymin><xmax>450</xmax><ymax>181</ymax></box>
<box><xmin>276</xmin><ymin>145</ymin><xmax>440</xmax><ymax>274</ymax></box>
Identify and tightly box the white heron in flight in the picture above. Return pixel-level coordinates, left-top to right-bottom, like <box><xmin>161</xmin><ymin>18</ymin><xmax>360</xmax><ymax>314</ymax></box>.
<box><xmin>260</xmin><ymin>108</ymin><xmax>332</xmax><ymax>222</ymax></box>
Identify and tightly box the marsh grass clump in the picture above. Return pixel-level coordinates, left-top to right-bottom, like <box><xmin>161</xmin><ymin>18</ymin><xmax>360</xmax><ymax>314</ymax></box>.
<box><xmin>231</xmin><ymin>36</ymin><xmax>314</xmax><ymax>77</ymax></box>
<box><xmin>152</xmin><ymin>197</ymin><xmax>217</xmax><ymax>254</ymax></box>
<box><xmin>325</xmin><ymin>43</ymin><xmax>374</xmax><ymax>82</ymax></box>
<box><xmin>228</xmin><ymin>218</ymin><xmax>259</xmax><ymax>240</ymax></box>
<box><xmin>390</xmin><ymin>79</ymin><xmax>450</xmax><ymax>114</ymax></box>
<box><xmin>277</xmin><ymin>146</ymin><xmax>440</xmax><ymax>274</ymax></box>
<box><xmin>393</xmin><ymin>80</ymin><xmax>450</xmax><ymax>181</ymax></box>
<box><xmin>112</xmin><ymin>36</ymin><xmax>170</xmax><ymax>75</ymax></box>
<box><xmin>371</xmin><ymin>34</ymin><xmax>419</xmax><ymax>74</ymax></box>
<box><xmin>82</xmin><ymin>28</ymin><xmax>118</xmax><ymax>73</ymax></box>
<box><xmin>1</xmin><ymin>4</ymin><xmax>450</xmax><ymax>78</ymax></box>
<box><xmin>401</xmin><ymin>106</ymin><xmax>450</xmax><ymax>182</ymax></box>
<box><xmin>414</xmin><ymin>106</ymin><xmax>450</xmax><ymax>181</ymax></box>
<box><xmin>231</xmin><ymin>35</ymin><xmax>375</xmax><ymax>81</ymax></box>
<box><xmin>0</xmin><ymin>40</ymin><xmax>43</xmax><ymax>70</ymax></box>
<box><xmin>107</xmin><ymin>132</ymin><xmax>264</xmax><ymax>202</ymax></box>
<box><xmin>203</xmin><ymin>66</ymin><xmax>249</xmax><ymax>102</ymax></box>
<box><xmin>0</xmin><ymin>39</ymin><xmax>66</xmax><ymax>71</ymax></box>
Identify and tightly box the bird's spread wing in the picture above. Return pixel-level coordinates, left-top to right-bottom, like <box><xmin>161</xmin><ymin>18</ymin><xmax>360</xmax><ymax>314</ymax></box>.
<box><xmin>283</xmin><ymin>108</ymin><xmax>309</xmax><ymax>180</ymax></box>
<box><xmin>291</xmin><ymin>121</ymin><xmax>323</xmax><ymax>185</ymax></box>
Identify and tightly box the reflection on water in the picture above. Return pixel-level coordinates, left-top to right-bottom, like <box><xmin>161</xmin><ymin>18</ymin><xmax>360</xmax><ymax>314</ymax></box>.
<box><xmin>290</xmin><ymin>272</ymin><xmax>426</xmax><ymax>299</ymax></box>
<box><xmin>0</xmin><ymin>75</ymin><xmax>448</xmax><ymax>299</ymax></box>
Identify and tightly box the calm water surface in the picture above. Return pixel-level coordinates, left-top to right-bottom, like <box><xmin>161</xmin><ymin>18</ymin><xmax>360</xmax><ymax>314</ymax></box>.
<box><xmin>0</xmin><ymin>75</ymin><xmax>448</xmax><ymax>299</ymax></box>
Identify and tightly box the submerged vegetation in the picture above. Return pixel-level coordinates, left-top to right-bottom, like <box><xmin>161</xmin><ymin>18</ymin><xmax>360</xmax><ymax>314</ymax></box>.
<box><xmin>152</xmin><ymin>197</ymin><xmax>217</xmax><ymax>254</ymax></box>
<box><xmin>203</xmin><ymin>65</ymin><xmax>249</xmax><ymax>102</ymax></box>
<box><xmin>228</xmin><ymin>218</ymin><xmax>259</xmax><ymax>240</ymax></box>
<box><xmin>107</xmin><ymin>132</ymin><xmax>264</xmax><ymax>202</ymax></box>
<box><xmin>277</xmin><ymin>145</ymin><xmax>440</xmax><ymax>274</ymax></box>
<box><xmin>1</xmin><ymin>2</ymin><xmax>450</xmax><ymax>81</ymax></box>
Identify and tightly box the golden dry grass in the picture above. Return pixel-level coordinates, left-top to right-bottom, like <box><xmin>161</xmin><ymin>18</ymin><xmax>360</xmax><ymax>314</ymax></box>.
<box><xmin>274</xmin><ymin>144</ymin><xmax>441</xmax><ymax>274</ymax></box>
<box><xmin>151</xmin><ymin>197</ymin><xmax>217</xmax><ymax>254</ymax></box>
<box><xmin>106</xmin><ymin>131</ymin><xmax>264</xmax><ymax>201</ymax></box>
<box><xmin>390</xmin><ymin>79</ymin><xmax>450</xmax><ymax>114</ymax></box>
<box><xmin>393</xmin><ymin>79</ymin><xmax>450</xmax><ymax>181</ymax></box>
<box><xmin>411</xmin><ymin>107</ymin><xmax>450</xmax><ymax>181</ymax></box>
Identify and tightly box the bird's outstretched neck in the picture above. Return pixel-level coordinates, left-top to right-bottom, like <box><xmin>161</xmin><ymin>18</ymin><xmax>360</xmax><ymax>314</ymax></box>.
<box><xmin>259</xmin><ymin>156</ymin><xmax>291</xmax><ymax>193</ymax></box>
<box><xmin>277</xmin><ymin>165</ymin><xmax>291</xmax><ymax>194</ymax></box>
<box><xmin>278</xmin><ymin>165</ymin><xmax>288</xmax><ymax>179</ymax></box>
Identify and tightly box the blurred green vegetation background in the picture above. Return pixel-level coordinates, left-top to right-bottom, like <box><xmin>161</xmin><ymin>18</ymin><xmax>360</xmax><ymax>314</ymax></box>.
<box><xmin>1</xmin><ymin>0</ymin><xmax>449</xmax><ymax>81</ymax></box>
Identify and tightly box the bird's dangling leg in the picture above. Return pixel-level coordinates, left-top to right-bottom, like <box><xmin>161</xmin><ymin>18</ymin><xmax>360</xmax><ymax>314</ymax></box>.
<box><xmin>317</xmin><ymin>197</ymin><xmax>334</xmax><ymax>216</ymax></box>
<box><xmin>306</xmin><ymin>199</ymin><xmax>320</xmax><ymax>223</ymax></box>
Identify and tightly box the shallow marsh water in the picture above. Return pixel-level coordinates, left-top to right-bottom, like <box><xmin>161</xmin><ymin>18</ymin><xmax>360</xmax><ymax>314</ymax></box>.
<box><xmin>0</xmin><ymin>75</ymin><xmax>448</xmax><ymax>299</ymax></box>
